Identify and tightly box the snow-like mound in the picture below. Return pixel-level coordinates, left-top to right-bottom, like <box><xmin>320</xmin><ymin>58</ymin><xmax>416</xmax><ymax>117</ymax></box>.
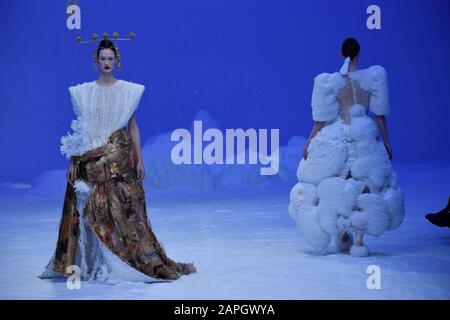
<box><xmin>25</xmin><ymin>169</ymin><xmax>67</xmax><ymax>201</ymax></box>
<box><xmin>141</xmin><ymin>109</ymin><xmax>304</xmax><ymax>191</ymax></box>
<box><xmin>16</xmin><ymin>110</ymin><xmax>307</xmax><ymax>197</ymax></box>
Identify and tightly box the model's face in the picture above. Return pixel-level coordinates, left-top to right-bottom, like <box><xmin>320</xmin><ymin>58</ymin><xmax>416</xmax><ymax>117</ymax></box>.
<box><xmin>97</xmin><ymin>48</ymin><xmax>116</xmax><ymax>74</ymax></box>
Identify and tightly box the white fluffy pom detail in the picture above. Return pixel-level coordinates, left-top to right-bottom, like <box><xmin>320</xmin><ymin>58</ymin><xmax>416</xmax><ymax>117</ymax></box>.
<box><xmin>350</xmin><ymin>245</ymin><xmax>369</xmax><ymax>257</ymax></box>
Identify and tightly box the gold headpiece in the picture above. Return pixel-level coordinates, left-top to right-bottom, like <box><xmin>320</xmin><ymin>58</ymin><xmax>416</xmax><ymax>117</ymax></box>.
<box><xmin>75</xmin><ymin>32</ymin><xmax>136</xmax><ymax>70</ymax></box>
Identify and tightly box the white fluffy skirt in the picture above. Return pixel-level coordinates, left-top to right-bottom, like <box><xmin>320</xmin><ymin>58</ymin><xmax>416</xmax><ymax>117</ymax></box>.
<box><xmin>288</xmin><ymin>113</ymin><xmax>405</xmax><ymax>250</ymax></box>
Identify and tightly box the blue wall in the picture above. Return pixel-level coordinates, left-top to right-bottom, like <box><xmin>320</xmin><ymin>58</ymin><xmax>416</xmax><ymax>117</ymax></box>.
<box><xmin>0</xmin><ymin>0</ymin><xmax>449</xmax><ymax>182</ymax></box>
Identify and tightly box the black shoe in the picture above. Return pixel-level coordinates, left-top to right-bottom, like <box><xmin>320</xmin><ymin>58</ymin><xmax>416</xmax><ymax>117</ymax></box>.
<box><xmin>425</xmin><ymin>196</ymin><xmax>450</xmax><ymax>228</ymax></box>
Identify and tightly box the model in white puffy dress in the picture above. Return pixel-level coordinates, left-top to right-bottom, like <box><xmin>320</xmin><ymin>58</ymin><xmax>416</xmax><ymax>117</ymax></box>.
<box><xmin>288</xmin><ymin>64</ymin><xmax>405</xmax><ymax>257</ymax></box>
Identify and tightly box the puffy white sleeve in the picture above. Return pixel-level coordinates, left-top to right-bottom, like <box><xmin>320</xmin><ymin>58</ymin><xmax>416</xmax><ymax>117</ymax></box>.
<box><xmin>128</xmin><ymin>83</ymin><xmax>146</xmax><ymax>116</ymax></box>
<box><xmin>311</xmin><ymin>73</ymin><xmax>342</xmax><ymax>122</ymax></box>
<box><xmin>68</xmin><ymin>85</ymin><xmax>82</xmax><ymax>117</ymax></box>
<box><xmin>368</xmin><ymin>65</ymin><xmax>390</xmax><ymax>116</ymax></box>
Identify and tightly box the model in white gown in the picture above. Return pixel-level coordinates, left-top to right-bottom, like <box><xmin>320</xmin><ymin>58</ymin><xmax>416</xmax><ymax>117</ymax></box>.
<box><xmin>288</xmin><ymin>61</ymin><xmax>405</xmax><ymax>257</ymax></box>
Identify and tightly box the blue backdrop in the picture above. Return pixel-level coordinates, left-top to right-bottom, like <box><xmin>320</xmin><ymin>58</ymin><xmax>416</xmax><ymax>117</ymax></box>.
<box><xmin>1</xmin><ymin>0</ymin><xmax>449</xmax><ymax>183</ymax></box>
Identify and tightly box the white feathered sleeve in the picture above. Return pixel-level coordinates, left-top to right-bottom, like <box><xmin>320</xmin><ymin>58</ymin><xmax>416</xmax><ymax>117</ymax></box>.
<box><xmin>368</xmin><ymin>65</ymin><xmax>390</xmax><ymax>116</ymax></box>
<box><xmin>311</xmin><ymin>72</ymin><xmax>344</xmax><ymax>122</ymax></box>
<box><xmin>60</xmin><ymin>85</ymin><xmax>91</xmax><ymax>159</ymax></box>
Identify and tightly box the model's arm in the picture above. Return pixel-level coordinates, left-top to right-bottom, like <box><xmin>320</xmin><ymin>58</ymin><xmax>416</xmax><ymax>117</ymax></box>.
<box><xmin>127</xmin><ymin>112</ymin><xmax>145</xmax><ymax>181</ymax></box>
<box><xmin>375</xmin><ymin>115</ymin><xmax>392</xmax><ymax>160</ymax></box>
<box><xmin>303</xmin><ymin>121</ymin><xmax>326</xmax><ymax>160</ymax></box>
<box><xmin>66</xmin><ymin>156</ymin><xmax>77</xmax><ymax>186</ymax></box>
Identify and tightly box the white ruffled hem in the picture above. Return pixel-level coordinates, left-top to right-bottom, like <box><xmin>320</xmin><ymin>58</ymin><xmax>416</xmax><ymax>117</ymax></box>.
<box><xmin>60</xmin><ymin>117</ymin><xmax>112</xmax><ymax>159</ymax></box>
<box><xmin>39</xmin><ymin>179</ymin><xmax>159</xmax><ymax>284</ymax></box>
<box><xmin>350</xmin><ymin>245</ymin><xmax>369</xmax><ymax>257</ymax></box>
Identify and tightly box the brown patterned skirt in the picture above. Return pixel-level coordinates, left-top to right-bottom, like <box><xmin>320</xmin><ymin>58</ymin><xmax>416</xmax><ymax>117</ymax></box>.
<box><xmin>51</xmin><ymin>127</ymin><xmax>196</xmax><ymax>280</ymax></box>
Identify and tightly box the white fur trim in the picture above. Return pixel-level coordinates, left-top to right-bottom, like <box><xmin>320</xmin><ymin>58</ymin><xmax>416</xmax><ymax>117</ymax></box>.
<box><xmin>297</xmin><ymin>205</ymin><xmax>331</xmax><ymax>249</ymax></box>
<box><xmin>368</xmin><ymin>65</ymin><xmax>390</xmax><ymax>116</ymax></box>
<box><xmin>288</xmin><ymin>182</ymin><xmax>318</xmax><ymax>221</ymax></box>
<box><xmin>383</xmin><ymin>187</ymin><xmax>405</xmax><ymax>230</ymax></box>
<box><xmin>297</xmin><ymin>123</ymin><xmax>348</xmax><ymax>184</ymax></box>
<box><xmin>311</xmin><ymin>73</ymin><xmax>345</xmax><ymax>122</ymax></box>
<box><xmin>350</xmin><ymin>194</ymin><xmax>389</xmax><ymax>236</ymax></box>
<box><xmin>350</xmin><ymin>244</ymin><xmax>369</xmax><ymax>257</ymax></box>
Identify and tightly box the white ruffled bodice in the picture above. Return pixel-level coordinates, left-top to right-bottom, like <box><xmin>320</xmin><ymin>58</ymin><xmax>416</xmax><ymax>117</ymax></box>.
<box><xmin>60</xmin><ymin>80</ymin><xmax>145</xmax><ymax>159</ymax></box>
<box><xmin>311</xmin><ymin>65</ymin><xmax>390</xmax><ymax>122</ymax></box>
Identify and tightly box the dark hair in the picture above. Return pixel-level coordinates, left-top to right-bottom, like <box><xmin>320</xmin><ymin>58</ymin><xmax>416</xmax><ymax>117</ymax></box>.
<box><xmin>96</xmin><ymin>39</ymin><xmax>117</xmax><ymax>59</ymax></box>
<box><xmin>341</xmin><ymin>37</ymin><xmax>360</xmax><ymax>61</ymax></box>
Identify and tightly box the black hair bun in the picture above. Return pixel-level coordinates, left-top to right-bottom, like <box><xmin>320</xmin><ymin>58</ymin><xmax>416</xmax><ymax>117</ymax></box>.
<box><xmin>341</xmin><ymin>37</ymin><xmax>360</xmax><ymax>61</ymax></box>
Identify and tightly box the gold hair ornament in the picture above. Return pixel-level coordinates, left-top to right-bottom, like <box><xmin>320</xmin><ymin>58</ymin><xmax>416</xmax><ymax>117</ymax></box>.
<box><xmin>75</xmin><ymin>32</ymin><xmax>135</xmax><ymax>70</ymax></box>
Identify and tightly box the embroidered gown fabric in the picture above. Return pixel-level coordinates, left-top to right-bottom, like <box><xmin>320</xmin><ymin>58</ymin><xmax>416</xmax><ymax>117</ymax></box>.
<box><xmin>288</xmin><ymin>66</ymin><xmax>405</xmax><ymax>250</ymax></box>
<box><xmin>40</xmin><ymin>80</ymin><xmax>196</xmax><ymax>282</ymax></box>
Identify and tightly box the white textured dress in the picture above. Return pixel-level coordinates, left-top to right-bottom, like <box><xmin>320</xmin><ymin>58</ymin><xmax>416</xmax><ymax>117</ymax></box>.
<box><xmin>288</xmin><ymin>66</ymin><xmax>405</xmax><ymax>251</ymax></box>
<box><xmin>60</xmin><ymin>79</ymin><xmax>145</xmax><ymax>159</ymax></box>
<box><xmin>40</xmin><ymin>79</ymin><xmax>159</xmax><ymax>283</ymax></box>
